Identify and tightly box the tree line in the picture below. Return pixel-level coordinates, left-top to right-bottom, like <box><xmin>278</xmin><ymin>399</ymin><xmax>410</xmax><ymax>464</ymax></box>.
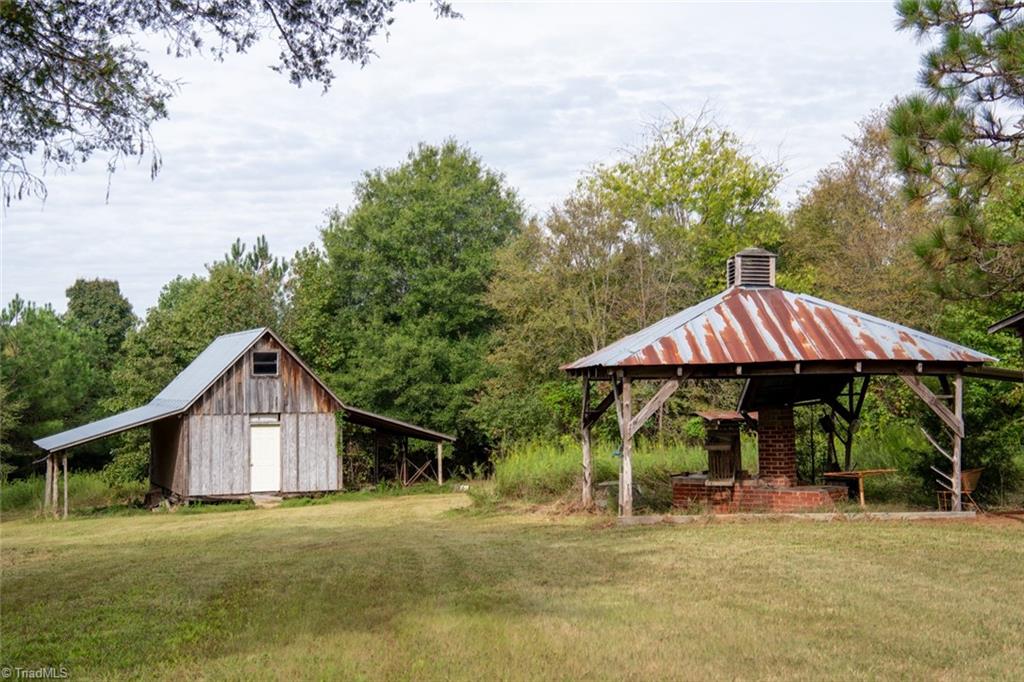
<box><xmin>2</xmin><ymin>115</ymin><xmax>1021</xmax><ymax>489</ymax></box>
<box><xmin>2</xmin><ymin>2</ymin><xmax>1022</xmax><ymax>492</ymax></box>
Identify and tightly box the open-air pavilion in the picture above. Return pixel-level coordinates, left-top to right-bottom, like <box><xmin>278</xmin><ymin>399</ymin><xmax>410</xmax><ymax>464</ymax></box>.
<box><xmin>562</xmin><ymin>248</ymin><xmax>1001</xmax><ymax>516</ymax></box>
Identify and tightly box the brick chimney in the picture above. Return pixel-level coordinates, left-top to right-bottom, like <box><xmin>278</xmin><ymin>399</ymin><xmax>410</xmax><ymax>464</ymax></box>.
<box><xmin>756</xmin><ymin>405</ymin><xmax>797</xmax><ymax>487</ymax></box>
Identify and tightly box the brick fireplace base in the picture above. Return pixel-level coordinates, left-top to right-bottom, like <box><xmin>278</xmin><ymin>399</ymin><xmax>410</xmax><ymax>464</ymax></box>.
<box><xmin>671</xmin><ymin>473</ymin><xmax>848</xmax><ymax>513</ymax></box>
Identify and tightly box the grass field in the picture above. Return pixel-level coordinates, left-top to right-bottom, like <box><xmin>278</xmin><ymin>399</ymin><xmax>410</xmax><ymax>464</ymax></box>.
<box><xmin>3</xmin><ymin>493</ymin><xmax>1023</xmax><ymax>680</ymax></box>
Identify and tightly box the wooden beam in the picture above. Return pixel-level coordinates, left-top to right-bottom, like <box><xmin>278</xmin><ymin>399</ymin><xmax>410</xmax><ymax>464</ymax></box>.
<box><xmin>628</xmin><ymin>379</ymin><xmax>680</xmax><ymax>438</ymax></box>
<box><xmin>583</xmin><ymin>382</ymin><xmax>619</xmax><ymax>430</ymax></box>
<box><xmin>619</xmin><ymin>376</ymin><xmax>634</xmax><ymax>517</ymax></box>
<box><xmin>612</xmin><ymin>375</ymin><xmax>625</xmax><ymax>443</ymax></box>
<box><xmin>853</xmin><ymin>376</ymin><xmax>870</xmax><ymax>417</ymax></box>
<box><xmin>921</xmin><ymin>428</ymin><xmax>954</xmax><ymax>462</ymax></box>
<box><xmin>964</xmin><ymin>366</ymin><xmax>1024</xmax><ymax>382</ymax></box>
<box><xmin>898</xmin><ymin>374</ymin><xmax>964</xmax><ymax>438</ymax></box>
<box><xmin>823</xmin><ymin>396</ymin><xmax>854</xmax><ymax>425</ymax></box>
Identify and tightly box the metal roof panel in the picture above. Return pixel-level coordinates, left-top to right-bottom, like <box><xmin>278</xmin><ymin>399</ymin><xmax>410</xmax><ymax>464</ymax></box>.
<box><xmin>153</xmin><ymin>328</ymin><xmax>267</xmax><ymax>403</ymax></box>
<box><xmin>33</xmin><ymin>400</ymin><xmax>185</xmax><ymax>452</ymax></box>
<box><xmin>563</xmin><ymin>287</ymin><xmax>996</xmax><ymax>370</ymax></box>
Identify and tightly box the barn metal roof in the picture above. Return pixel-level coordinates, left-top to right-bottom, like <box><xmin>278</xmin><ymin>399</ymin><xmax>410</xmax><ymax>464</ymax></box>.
<box><xmin>34</xmin><ymin>401</ymin><xmax>186</xmax><ymax>452</ymax></box>
<box><xmin>35</xmin><ymin>327</ymin><xmax>454</xmax><ymax>452</ymax></box>
<box><xmin>343</xmin><ymin>406</ymin><xmax>455</xmax><ymax>442</ymax></box>
<box><xmin>988</xmin><ymin>309</ymin><xmax>1024</xmax><ymax>335</ymax></box>
<box><xmin>152</xmin><ymin>328</ymin><xmax>267</xmax><ymax>404</ymax></box>
<box><xmin>563</xmin><ymin>286</ymin><xmax>995</xmax><ymax>372</ymax></box>
<box><xmin>34</xmin><ymin>329</ymin><xmax>266</xmax><ymax>452</ymax></box>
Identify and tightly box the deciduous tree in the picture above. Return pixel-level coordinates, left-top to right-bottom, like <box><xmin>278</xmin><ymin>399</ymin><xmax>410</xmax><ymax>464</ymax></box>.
<box><xmin>0</xmin><ymin>0</ymin><xmax>457</xmax><ymax>203</ymax></box>
<box><xmin>285</xmin><ymin>140</ymin><xmax>523</xmax><ymax>465</ymax></box>
<box><xmin>476</xmin><ymin>117</ymin><xmax>786</xmax><ymax>441</ymax></box>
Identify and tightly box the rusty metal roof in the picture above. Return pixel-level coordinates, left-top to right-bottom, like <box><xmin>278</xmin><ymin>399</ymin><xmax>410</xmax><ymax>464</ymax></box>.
<box><xmin>563</xmin><ymin>286</ymin><xmax>995</xmax><ymax>371</ymax></box>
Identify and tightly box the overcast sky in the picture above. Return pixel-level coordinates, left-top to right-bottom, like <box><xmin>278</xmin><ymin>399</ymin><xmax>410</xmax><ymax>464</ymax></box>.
<box><xmin>2</xmin><ymin>1</ymin><xmax>925</xmax><ymax>314</ymax></box>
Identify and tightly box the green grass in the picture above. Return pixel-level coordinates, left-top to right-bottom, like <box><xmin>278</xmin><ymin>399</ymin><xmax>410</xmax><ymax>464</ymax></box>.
<box><xmin>2</xmin><ymin>494</ymin><xmax>1022</xmax><ymax>680</ymax></box>
<box><xmin>493</xmin><ymin>438</ymin><xmax>755</xmax><ymax>510</ymax></box>
<box><xmin>0</xmin><ymin>473</ymin><xmax>148</xmax><ymax>518</ymax></box>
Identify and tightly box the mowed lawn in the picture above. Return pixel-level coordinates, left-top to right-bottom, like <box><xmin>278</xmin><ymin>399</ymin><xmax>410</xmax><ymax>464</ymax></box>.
<box><xmin>3</xmin><ymin>495</ymin><xmax>1023</xmax><ymax>680</ymax></box>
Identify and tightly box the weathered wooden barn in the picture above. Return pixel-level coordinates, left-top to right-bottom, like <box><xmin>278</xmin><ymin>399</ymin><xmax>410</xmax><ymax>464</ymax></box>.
<box><xmin>35</xmin><ymin>328</ymin><xmax>453</xmax><ymax>507</ymax></box>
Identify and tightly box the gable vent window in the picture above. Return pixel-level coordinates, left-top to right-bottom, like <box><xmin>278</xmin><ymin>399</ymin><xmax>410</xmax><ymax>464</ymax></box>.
<box><xmin>252</xmin><ymin>351</ymin><xmax>279</xmax><ymax>376</ymax></box>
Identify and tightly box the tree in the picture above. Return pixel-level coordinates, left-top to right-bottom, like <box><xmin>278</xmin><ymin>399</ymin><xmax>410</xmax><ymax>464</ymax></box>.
<box><xmin>476</xmin><ymin>117</ymin><xmax>786</xmax><ymax>442</ymax></box>
<box><xmin>65</xmin><ymin>279</ymin><xmax>136</xmax><ymax>360</ymax></box>
<box><xmin>286</xmin><ymin>140</ymin><xmax>523</xmax><ymax>466</ymax></box>
<box><xmin>109</xmin><ymin>250</ymin><xmax>285</xmax><ymax>411</ymax></box>
<box><xmin>591</xmin><ymin>115</ymin><xmax>786</xmax><ymax>299</ymax></box>
<box><xmin>888</xmin><ymin>0</ymin><xmax>1024</xmax><ymax>298</ymax></box>
<box><xmin>0</xmin><ymin>0</ymin><xmax>457</xmax><ymax>203</ymax></box>
<box><xmin>786</xmin><ymin>113</ymin><xmax>941</xmax><ymax>327</ymax></box>
<box><xmin>104</xmin><ymin>239</ymin><xmax>286</xmax><ymax>481</ymax></box>
<box><xmin>0</xmin><ymin>295</ymin><xmax>108</xmax><ymax>474</ymax></box>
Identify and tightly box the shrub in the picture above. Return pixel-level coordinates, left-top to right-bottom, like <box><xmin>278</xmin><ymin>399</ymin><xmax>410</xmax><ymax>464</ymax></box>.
<box><xmin>101</xmin><ymin>447</ymin><xmax>149</xmax><ymax>485</ymax></box>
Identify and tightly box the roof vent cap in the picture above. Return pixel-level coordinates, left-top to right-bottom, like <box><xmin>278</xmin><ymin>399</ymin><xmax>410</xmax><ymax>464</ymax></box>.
<box><xmin>726</xmin><ymin>248</ymin><xmax>776</xmax><ymax>288</ymax></box>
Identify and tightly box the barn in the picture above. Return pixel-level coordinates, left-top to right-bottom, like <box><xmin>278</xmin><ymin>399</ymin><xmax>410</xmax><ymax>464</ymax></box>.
<box><xmin>35</xmin><ymin>328</ymin><xmax>453</xmax><ymax>508</ymax></box>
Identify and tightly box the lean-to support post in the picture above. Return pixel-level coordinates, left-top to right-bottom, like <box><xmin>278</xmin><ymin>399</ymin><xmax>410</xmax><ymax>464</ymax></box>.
<box><xmin>373</xmin><ymin>435</ymin><xmax>380</xmax><ymax>485</ymax></box>
<box><xmin>62</xmin><ymin>453</ymin><xmax>68</xmax><ymax>520</ymax></box>
<box><xmin>50</xmin><ymin>454</ymin><xmax>59</xmax><ymax>518</ymax></box>
<box><xmin>619</xmin><ymin>375</ymin><xmax>634</xmax><ymax>517</ymax></box>
<box><xmin>952</xmin><ymin>374</ymin><xmax>963</xmax><ymax>512</ymax></box>
<box><xmin>436</xmin><ymin>441</ymin><xmax>444</xmax><ymax>485</ymax></box>
<box><xmin>44</xmin><ymin>454</ymin><xmax>53</xmax><ymax>512</ymax></box>
<box><xmin>581</xmin><ymin>377</ymin><xmax>593</xmax><ymax>508</ymax></box>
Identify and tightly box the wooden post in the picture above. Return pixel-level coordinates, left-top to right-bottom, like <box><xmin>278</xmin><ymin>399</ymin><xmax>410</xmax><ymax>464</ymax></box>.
<box><xmin>50</xmin><ymin>454</ymin><xmax>59</xmax><ymax>517</ymax></box>
<box><xmin>436</xmin><ymin>441</ymin><xmax>444</xmax><ymax>485</ymax></box>
<box><xmin>581</xmin><ymin>377</ymin><xmax>593</xmax><ymax>508</ymax></box>
<box><xmin>44</xmin><ymin>454</ymin><xmax>53</xmax><ymax>512</ymax></box>
<box><xmin>373</xmin><ymin>435</ymin><xmax>380</xmax><ymax>484</ymax></box>
<box><xmin>952</xmin><ymin>374</ymin><xmax>963</xmax><ymax>512</ymax></box>
<box><xmin>62</xmin><ymin>453</ymin><xmax>68</xmax><ymax>520</ymax></box>
<box><xmin>620</xmin><ymin>375</ymin><xmax>634</xmax><ymax>517</ymax></box>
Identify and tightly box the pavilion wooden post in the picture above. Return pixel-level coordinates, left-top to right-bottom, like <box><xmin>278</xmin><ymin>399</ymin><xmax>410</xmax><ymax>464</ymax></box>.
<box><xmin>899</xmin><ymin>372</ymin><xmax>965</xmax><ymax>512</ymax></box>
<box><xmin>619</xmin><ymin>375</ymin><xmax>634</xmax><ymax>517</ymax></box>
<box><xmin>952</xmin><ymin>374</ymin><xmax>963</xmax><ymax>512</ymax></box>
<box><xmin>436</xmin><ymin>441</ymin><xmax>444</xmax><ymax>485</ymax></box>
<box><xmin>581</xmin><ymin>378</ymin><xmax>593</xmax><ymax>508</ymax></box>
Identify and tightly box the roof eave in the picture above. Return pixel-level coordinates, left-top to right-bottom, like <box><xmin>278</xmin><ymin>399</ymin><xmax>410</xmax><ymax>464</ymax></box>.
<box><xmin>988</xmin><ymin>310</ymin><xmax>1024</xmax><ymax>335</ymax></box>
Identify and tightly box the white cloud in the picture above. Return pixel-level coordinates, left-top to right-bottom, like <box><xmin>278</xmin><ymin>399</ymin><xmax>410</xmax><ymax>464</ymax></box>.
<box><xmin>2</xmin><ymin>1</ymin><xmax>924</xmax><ymax>313</ymax></box>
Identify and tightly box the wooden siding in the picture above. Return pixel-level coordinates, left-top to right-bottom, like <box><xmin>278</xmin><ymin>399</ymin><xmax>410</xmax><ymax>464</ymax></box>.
<box><xmin>188</xmin><ymin>414</ymin><xmax>249</xmax><ymax>496</ymax></box>
<box><xmin>281</xmin><ymin>413</ymin><xmax>338</xmax><ymax>492</ymax></box>
<box><xmin>150</xmin><ymin>416</ymin><xmax>188</xmax><ymax>496</ymax></box>
<box><xmin>183</xmin><ymin>331</ymin><xmax>340</xmax><ymax>496</ymax></box>
<box><xmin>190</xmin><ymin>335</ymin><xmax>338</xmax><ymax>417</ymax></box>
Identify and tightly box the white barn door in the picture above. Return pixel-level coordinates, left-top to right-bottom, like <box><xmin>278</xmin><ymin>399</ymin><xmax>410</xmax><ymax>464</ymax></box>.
<box><xmin>250</xmin><ymin>424</ymin><xmax>281</xmax><ymax>492</ymax></box>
